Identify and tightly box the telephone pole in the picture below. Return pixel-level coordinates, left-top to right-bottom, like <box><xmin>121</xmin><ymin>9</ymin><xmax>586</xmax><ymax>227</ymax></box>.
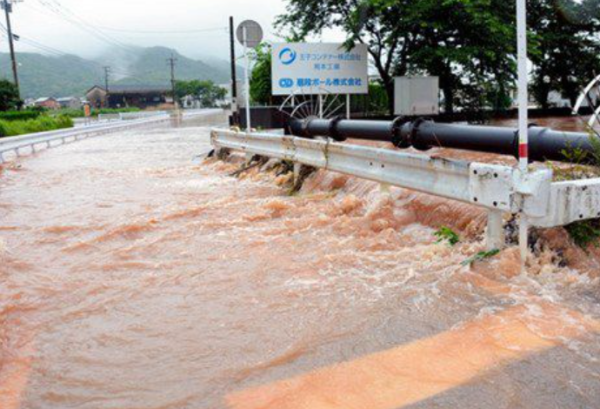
<box><xmin>103</xmin><ymin>66</ymin><xmax>111</xmax><ymax>92</ymax></box>
<box><xmin>3</xmin><ymin>0</ymin><xmax>20</xmax><ymax>100</ymax></box>
<box><xmin>167</xmin><ymin>54</ymin><xmax>178</xmax><ymax>109</ymax></box>
<box><xmin>103</xmin><ymin>66</ymin><xmax>111</xmax><ymax>108</ymax></box>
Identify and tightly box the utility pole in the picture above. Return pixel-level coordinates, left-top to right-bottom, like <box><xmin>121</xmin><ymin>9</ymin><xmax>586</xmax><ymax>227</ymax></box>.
<box><xmin>167</xmin><ymin>54</ymin><xmax>178</xmax><ymax>109</ymax></box>
<box><xmin>103</xmin><ymin>66</ymin><xmax>111</xmax><ymax>108</ymax></box>
<box><xmin>3</xmin><ymin>0</ymin><xmax>20</xmax><ymax>101</ymax></box>
<box><xmin>229</xmin><ymin>16</ymin><xmax>238</xmax><ymax>125</ymax></box>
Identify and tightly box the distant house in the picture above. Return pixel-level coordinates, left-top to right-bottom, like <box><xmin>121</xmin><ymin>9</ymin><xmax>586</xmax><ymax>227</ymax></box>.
<box><xmin>85</xmin><ymin>85</ymin><xmax>172</xmax><ymax>110</ymax></box>
<box><xmin>34</xmin><ymin>97</ymin><xmax>61</xmax><ymax>110</ymax></box>
<box><xmin>56</xmin><ymin>97</ymin><xmax>82</xmax><ymax>110</ymax></box>
<box><xmin>86</xmin><ymin>86</ymin><xmax>108</xmax><ymax>108</ymax></box>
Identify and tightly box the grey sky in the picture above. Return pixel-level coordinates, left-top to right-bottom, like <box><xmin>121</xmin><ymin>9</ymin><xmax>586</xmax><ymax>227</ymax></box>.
<box><xmin>4</xmin><ymin>0</ymin><xmax>343</xmax><ymax>61</ymax></box>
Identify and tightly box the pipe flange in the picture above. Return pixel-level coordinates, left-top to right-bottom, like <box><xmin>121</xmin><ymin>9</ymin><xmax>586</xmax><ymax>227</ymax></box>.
<box><xmin>290</xmin><ymin>118</ymin><xmax>312</xmax><ymax>139</ymax></box>
<box><xmin>329</xmin><ymin>116</ymin><xmax>347</xmax><ymax>142</ymax></box>
<box><xmin>391</xmin><ymin>116</ymin><xmax>411</xmax><ymax>148</ymax></box>
<box><xmin>410</xmin><ymin>118</ymin><xmax>432</xmax><ymax>151</ymax></box>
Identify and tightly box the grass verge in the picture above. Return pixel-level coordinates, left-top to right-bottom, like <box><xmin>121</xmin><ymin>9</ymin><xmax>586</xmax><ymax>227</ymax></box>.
<box><xmin>0</xmin><ymin>115</ymin><xmax>74</xmax><ymax>137</ymax></box>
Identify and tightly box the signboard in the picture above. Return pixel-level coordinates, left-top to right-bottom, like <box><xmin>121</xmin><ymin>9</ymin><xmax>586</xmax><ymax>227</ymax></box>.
<box><xmin>236</xmin><ymin>20</ymin><xmax>263</xmax><ymax>49</ymax></box>
<box><xmin>272</xmin><ymin>43</ymin><xmax>369</xmax><ymax>96</ymax></box>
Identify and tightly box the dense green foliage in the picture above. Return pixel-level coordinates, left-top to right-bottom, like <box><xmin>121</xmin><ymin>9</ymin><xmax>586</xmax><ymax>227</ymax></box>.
<box><xmin>0</xmin><ymin>47</ymin><xmax>241</xmax><ymax>99</ymax></box>
<box><xmin>277</xmin><ymin>0</ymin><xmax>600</xmax><ymax>113</ymax></box>
<box><xmin>250</xmin><ymin>44</ymin><xmax>273</xmax><ymax>105</ymax></box>
<box><xmin>351</xmin><ymin>83</ymin><xmax>389</xmax><ymax>115</ymax></box>
<box><xmin>175</xmin><ymin>80</ymin><xmax>227</xmax><ymax>107</ymax></box>
<box><xmin>0</xmin><ymin>115</ymin><xmax>73</xmax><ymax>137</ymax></box>
<box><xmin>0</xmin><ymin>79</ymin><xmax>22</xmax><ymax>111</ymax></box>
<box><xmin>529</xmin><ymin>0</ymin><xmax>600</xmax><ymax>108</ymax></box>
<box><xmin>0</xmin><ymin>110</ymin><xmax>41</xmax><ymax>121</ymax></box>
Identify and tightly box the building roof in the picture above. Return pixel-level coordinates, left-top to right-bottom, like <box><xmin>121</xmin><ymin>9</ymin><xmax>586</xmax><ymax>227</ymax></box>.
<box><xmin>86</xmin><ymin>84</ymin><xmax>171</xmax><ymax>95</ymax></box>
<box><xmin>34</xmin><ymin>97</ymin><xmax>57</xmax><ymax>103</ymax></box>
<box><xmin>56</xmin><ymin>97</ymin><xmax>78</xmax><ymax>102</ymax></box>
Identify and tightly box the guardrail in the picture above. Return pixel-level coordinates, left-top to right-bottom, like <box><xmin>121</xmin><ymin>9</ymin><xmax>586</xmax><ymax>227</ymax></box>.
<box><xmin>0</xmin><ymin>113</ymin><xmax>172</xmax><ymax>163</ymax></box>
<box><xmin>98</xmin><ymin>111</ymin><xmax>169</xmax><ymax>122</ymax></box>
<box><xmin>211</xmin><ymin>128</ymin><xmax>600</xmax><ymax>250</ymax></box>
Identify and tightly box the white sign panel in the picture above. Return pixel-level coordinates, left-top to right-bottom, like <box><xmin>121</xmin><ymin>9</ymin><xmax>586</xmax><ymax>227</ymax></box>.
<box><xmin>272</xmin><ymin>43</ymin><xmax>369</xmax><ymax>96</ymax></box>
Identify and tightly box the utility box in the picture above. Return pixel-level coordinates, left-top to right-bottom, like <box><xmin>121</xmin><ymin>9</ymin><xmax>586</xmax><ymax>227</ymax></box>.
<box><xmin>394</xmin><ymin>76</ymin><xmax>439</xmax><ymax>116</ymax></box>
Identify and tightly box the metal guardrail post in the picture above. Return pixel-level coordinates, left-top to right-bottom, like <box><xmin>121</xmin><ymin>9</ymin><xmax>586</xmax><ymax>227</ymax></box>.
<box><xmin>486</xmin><ymin>211</ymin><xmax>505</xmax><ymax>251</ymax></box>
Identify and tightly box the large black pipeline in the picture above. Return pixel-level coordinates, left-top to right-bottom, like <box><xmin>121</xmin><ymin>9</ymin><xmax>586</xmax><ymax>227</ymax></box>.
<box><xmin>289</xmin><ymin>117</ymin><xmax>598</xmax><ymax>164</ymax></box>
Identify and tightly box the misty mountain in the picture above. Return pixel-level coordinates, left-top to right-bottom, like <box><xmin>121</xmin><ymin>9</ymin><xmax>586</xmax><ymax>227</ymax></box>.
<box><xmin>0</xmin><ymin>46</ymin><xmax>239</xmax><ymax>99</ymax></box>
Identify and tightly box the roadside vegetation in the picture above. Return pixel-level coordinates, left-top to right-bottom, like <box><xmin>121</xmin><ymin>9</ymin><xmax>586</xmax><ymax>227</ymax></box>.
<box><xmin>0</xmin><ymin>78</ymin><xmax>74</xmax><ymax>137</ymax></box>
<box><xmin>0</xmin><ymin>114</ymin><xmax>73</xmax><ymax>137</ymax></box>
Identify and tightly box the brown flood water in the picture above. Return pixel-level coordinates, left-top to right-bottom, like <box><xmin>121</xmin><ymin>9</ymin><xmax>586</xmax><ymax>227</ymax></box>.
<box><xmin>1</xmin><ymin>114</ymin><xmax>600</xmax><ymax>409</ymax></box>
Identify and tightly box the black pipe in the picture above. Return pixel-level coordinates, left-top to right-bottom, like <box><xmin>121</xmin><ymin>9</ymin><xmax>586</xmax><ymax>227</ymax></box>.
<box><xmin>289</xmin><ymin>117</ymin><xmax>598</xmax><ymax>164</ymax></box>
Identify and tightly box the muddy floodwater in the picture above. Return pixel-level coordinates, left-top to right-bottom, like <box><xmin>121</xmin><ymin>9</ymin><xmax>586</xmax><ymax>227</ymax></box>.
<box><xmin>1</xmin><ymin>114</ymin><xmax>600</xmax><ymax>409</ymax></box>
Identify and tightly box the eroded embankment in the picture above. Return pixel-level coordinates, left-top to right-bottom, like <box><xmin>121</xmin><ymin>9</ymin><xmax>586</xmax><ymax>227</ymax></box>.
<box><xmin>219</xmin><ymin>151</ymin><xmax>600</xmax><ymax>277</ymax></box>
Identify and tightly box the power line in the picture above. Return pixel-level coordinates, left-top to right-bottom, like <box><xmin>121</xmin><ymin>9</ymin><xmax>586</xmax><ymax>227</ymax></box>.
<box><xmin>44</xmin><ymin>0</ymin><xmax>226</xmax><ymax>35</ymax></box>
<box><xmin>0</xmin><ymin>26</ymin><xmax>136</xmax><ymax>82</ymax></box>
<box><xmin>33</xmin><ymin>0</ymin><xmax>134</xmax><ymax>52</ymax></box>
<box><xmin>86</xmin><ymin>25</ymin><xmax>228</xmax><ymax>35</ymax></box>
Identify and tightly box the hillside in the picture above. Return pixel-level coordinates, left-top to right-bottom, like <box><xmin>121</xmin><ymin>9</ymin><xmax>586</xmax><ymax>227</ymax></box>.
<box><xmin>0</xmin><ymin>47</ymin><xmax>239</xmax><ymax>99</ymax></box>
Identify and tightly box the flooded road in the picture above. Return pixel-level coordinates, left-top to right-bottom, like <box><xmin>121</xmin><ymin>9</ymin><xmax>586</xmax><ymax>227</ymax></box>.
<box><xmin>1</xmin><ymin>114</ymin><xmax>600</xmax><ymax>408</ymax></box>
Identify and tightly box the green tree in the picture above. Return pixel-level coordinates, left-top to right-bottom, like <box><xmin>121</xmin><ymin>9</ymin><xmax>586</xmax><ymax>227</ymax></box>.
<box><xmin>174</xmin><ymin>80</ymin><xmax>227</xmax><ymax>108</ymax></box>
<box><xmin>276</xmin><ymin>0</ymin><xmax>517</xmax><ymax>114</ymax></box>
<box><xmin>529</xmin><ymin>0</ymin><xmax>600</xmax><ymax>109</ymax></box>
<box><xmin>250</xmin><ymin>44</ymin><xmax>273</xmax><ymax>105</ymax></box>
<box><xmin>0</xmin><ymin>79</ymin><xmax>22</xmax><ymax>111</ymax></box>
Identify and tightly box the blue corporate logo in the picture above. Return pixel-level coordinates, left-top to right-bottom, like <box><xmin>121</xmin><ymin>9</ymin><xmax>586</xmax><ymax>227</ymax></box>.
<box><xmin>279</xmin><ymin>48</ymin><xmax>297</xmax><ymax>65</ymax></box>
<box><xmin>279</xmin><ymin>78</ymin><xmax>294</xmax><ymax>88</ymax></box>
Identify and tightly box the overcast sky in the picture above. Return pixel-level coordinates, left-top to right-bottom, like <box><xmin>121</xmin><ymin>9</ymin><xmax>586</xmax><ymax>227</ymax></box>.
<box><xmin>3</xmin><ymin>0</ymin><xmax>344</xmax><ymax>61</ymax></box>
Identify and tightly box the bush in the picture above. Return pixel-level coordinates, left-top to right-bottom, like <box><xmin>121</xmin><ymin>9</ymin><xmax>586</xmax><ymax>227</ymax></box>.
<box><xmin>0</xmin><ymin>80</ymin><xmax>22</xmax><ymax>111</ymax></box>
<box><xmin>0</xmin><ymin>114</ymin><xmax>74</xmax><ymax>137</ymax></box>
<box><xmin>0</xmin><ymin>110</ymin><xmax>42</xmax><ymax>121</ymax></box>
<box><xmin>565</xmin><ymin>219</ymin><xmax>600</xmax><ymax>249</ymax></box>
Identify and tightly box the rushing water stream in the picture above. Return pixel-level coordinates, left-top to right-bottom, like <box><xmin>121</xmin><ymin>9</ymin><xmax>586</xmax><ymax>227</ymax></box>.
<box><xmin>1</xmin><ymin>114</ymin><xmax>599</xmax><ymax>408</ymax></box>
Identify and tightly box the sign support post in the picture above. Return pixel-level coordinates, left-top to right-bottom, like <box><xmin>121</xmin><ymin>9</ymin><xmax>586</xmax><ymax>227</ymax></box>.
<box><xmin>346</xmin><ymin>94</ymin><xmax>351</xmax><ymax>119</ymax></box>
<box><xmin>243</xmin><ymin>27</ymin><xmax>252</xmax><ymax>132</ymax></box>
<box><xmin>318</xmin><ymin>95</ymin><xmax>323</xmax><ymax>118</ymax></box>
<box><xmin>516</xmin><ymin>0</ymin><xmax>529</xmax><ymax>269</ymax></box>
<box><xmin>235</xmin><ymin>20</ymin><xmax>263</xmax><ymax>133</ymax></box>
